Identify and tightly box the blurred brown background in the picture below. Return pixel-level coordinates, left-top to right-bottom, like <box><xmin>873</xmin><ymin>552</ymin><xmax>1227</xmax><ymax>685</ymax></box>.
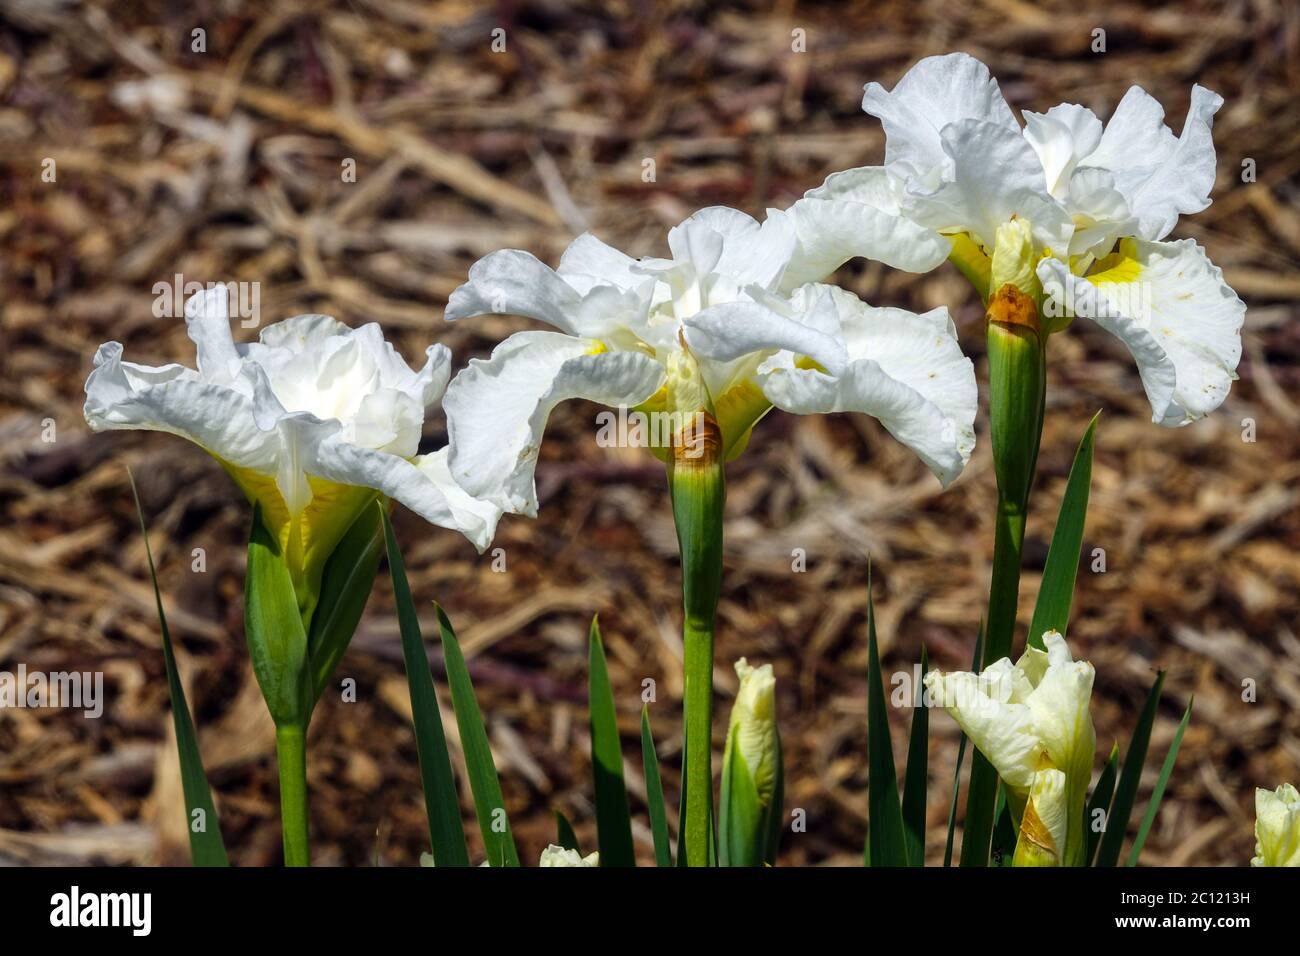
<box><xmin>1</xmin><ymin>0</ymin><xmax>1297</xmax><ymax>866</ymax></box>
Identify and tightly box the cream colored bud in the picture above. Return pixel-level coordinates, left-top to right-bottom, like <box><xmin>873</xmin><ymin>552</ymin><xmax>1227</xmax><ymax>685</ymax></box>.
<box><xmin>539</xmin><ymin>844</ymin><xmax>600</xmax><ymax>867</ymax></box>
<box><xmin>728</xmin><ymin>658</ymin><xmax>777</xmax><ymax>808</ymax></box>
<box><xmin>1252</xmin><ymin>783</ymin><xmax>1300</xmax><ymax>866</ymax></box>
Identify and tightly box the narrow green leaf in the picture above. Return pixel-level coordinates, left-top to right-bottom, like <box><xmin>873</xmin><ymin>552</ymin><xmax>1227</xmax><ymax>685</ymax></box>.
<box><xmin>309</xmin><ymin>500</ymin><xmax>382</xmax><ymax>702</ymax></box>
<box><xmin>1026</xmin><ymin>413</ymin><xmax>1099</xmax><ymax>649</ymax></box>
<box><xmin>129</xmin><ymin>472</ymin><xmax>228</xmax><ymax>866</ymax></box>
<box><xmin>640</xmin><ymin>707</ymin><xmax>673</xmax><ymax>867</ymax></box>
<box><xmin>1085</xmin><ymin>743</ymin><xmax>1120</xmax><ymax>866</ymax></box>
<box><xmin>901</xmin><ymin>646</ymin><xmax>929</xmax><ymax>867</ymax></box>
<box><xmin>554</xmin><ymin>811</ymin><xmax>580</xmax><ymax>853</ymax></box>
<box><xmin>1126</xmin><ymin>697</ymin><xmax>1193</xmax><ymax>867</ymax></box>
<box><xmin>435</xmin><ymin>604</ymin><xmax>520</xmax><ymax>867</ymax></box>
<box><xmin>1095</xmin><ymin>671</ymin><xmax>1165</xmax><ymax>867</ymax></box>
<box><xmin>244</xmin><ymin>505</ymin><xmax>310</xmax><ymax>727</ymax></box>
<box><xmin>380</xmin><ymin>509</ymin><xmax>468</xmax><ymax>867</ymax></box>
<box><xmin>588</xmin><ymin>617</ymin><xmax>635</xmax><ymax>867</ymax></box>
<box><xmin>865</xmin><ymin>581</ymin><xmax>908</xmax><ymax>867</ymax></box>
<box><xmin>943</xmin><ymin>625</ymin><xmax>983</xmax><ymax>867</ymax></box>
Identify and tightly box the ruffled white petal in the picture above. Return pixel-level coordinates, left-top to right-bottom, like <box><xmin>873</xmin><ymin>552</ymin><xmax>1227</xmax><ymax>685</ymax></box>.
<box><xmin>255</xmin><ymin>312</ymin><xmax>351</xmax><ymax>353</ymax></box>
<box><xmin>443</xmin><ymin>330</ymin><xmax>666</xmax><ymax>516</ymax></box>
<box><xmin>87</xmin><ymin>293</ymin><xmax>498</xmax><ymax>551</ymax></box>
<box><xmin>777</xmin><ymin>179</ymin><xmax>951</xmax><ymax>287</ymax></box>
<box><xmin>1082</xmin><ymin>85</ymin><xmax>1223</xmax><ymax>241</ymax></box>
<box><xmin>306</xmin><ymin>439</ymin><xmax>501</xmax><ymax>552</ymax></box>
<box><xmin>1084</xmin><ymin>85</ymin><xmax>1178</xmax><ymax>172</ymax></box>
<box><xmin>757</xmin><ymin>285</ymin><xmax>976</xmax><ymax>487</ymax></box>
<box><xmin>557</xmin><ymin>232</ymin><xmax>644</xmax><ymax>293</ymax></box>
<box><xmin>184</xmin><ymin>284</ymin><xmax>242</xmax><ymax>384</ymax></box>
<box><xmin>1038</xmin><ymin>238</ymin><xmax>1244</xmax><ymax>425</ymax></box>
<box><xmin>665</xmin><ymin>206</ymin><xmax>797</xmax><ymax>290</ymax></box>
<box><xmin>861</xmin><ymin>52</ymin><xmax>1018</xmax><ymax>178</ymax></box>
<box><xmin>85</xmin><ymin>342</ymin><xmax>280</xmax><ymax>472</ymax></box>
<box><xmin>444</xmin><ymin>248</ymin><xmax>638</xmax><ymax>340</ymax></box>
<box><xmin>682</xmin><ymin>298</ymin><xmax>848</xmax><ymax>379</ymax></box>
<box><xmin>925</xmin><ymin>670</ymin><xmax>1040</xmax><ymax>791</ymax></box>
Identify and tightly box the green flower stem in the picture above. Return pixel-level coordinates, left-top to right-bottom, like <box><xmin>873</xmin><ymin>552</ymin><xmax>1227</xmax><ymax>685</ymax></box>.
<box><xmin>669</xmin><ymin>412</ymin><xmax>725</xmax><ymax>868</ymax></box>
<box><xmin>275</xmin><ymin>723</ymin><xmax>311</xmax><ymax>867</ymax></box>
<box><xmin>986</xmin><ymin>496</ymin><xmax>1029</xmax><ymax>662</ymax></box>
<box><xmin>961</xmin><ymin>315</ymin><xmax>1046</xmax><ymax>866</ymax></box>
<box><xmin>960</xmin><ymin>496</ymin><xmax>1028</xmax><ymax>866</ymax></box>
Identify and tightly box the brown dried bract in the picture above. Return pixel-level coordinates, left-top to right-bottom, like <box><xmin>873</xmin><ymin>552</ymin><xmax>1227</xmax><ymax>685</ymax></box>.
<box><xmin>673</xmin><ymin>411</ymin><xmax>722</xmax><ymax>467</ymax></box>
<box><xmin>987</xmin><ymin>283</ymin><xmax>1040</xmax><ymax>334</ymax></box>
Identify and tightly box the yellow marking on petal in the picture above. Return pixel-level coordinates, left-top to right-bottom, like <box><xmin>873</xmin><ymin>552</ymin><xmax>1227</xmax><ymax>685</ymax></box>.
<box><xmin>219</xmin><ymin>458</ymin><xmax>377</xmax><ymax>622</ymax></box>
<box><xmin>714</xmin><ymin>378</ymin><xmax>773</xmax><ymax>462</ymax></box>
<box><xmin>1087</xmin><ymin>238</ymin><xmax>1143</xmax><ymax>287</ymax></box>
<box><xmin>946</xmin><ymin>232</ymin><xmax>992</xmax><ymax>303</ymax></box>
<box><xmin>1088</xmin><ymin>257</ymin><xmax>1143</xmax><ymax>287</ymax></box>
<box><xmin>794</xmin><ymin>355</ymin><xmax>827</xmax><ymax>373</ymax></box>
<box><xmin>632</xmin><ymin>386</ymin><xmax>671</xmax><ymax>464</ymax></box>
<box><xmin>585</xmin><ymin>341</ymin><xmax>608</xmax><ymax>355</ymax></box>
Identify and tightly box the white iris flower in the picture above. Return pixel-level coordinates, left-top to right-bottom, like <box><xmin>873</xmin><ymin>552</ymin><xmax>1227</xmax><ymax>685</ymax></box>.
<box><xmin>442</xmin><ymin>206</ymin><xmax>977</xmax><ymax>514</ymax></box>
<box><xmin>925</xmin><ymin>630</ymin><xmax>1096</xmax><ymax>866</ymax></box>
<box><xmin>85</xmin><ymin>286</ymin><xmax>501</xmax><ymax>599</ymax></box>
<box><xmin>806</xmin><ymin>52</ymin><xmax>1244</xmax><ymax>427</ymax></box>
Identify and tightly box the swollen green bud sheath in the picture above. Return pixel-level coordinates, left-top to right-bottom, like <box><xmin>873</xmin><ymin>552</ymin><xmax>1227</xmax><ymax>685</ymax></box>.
<box><xmin>720</xmin><ymin>659</ymin><xmax>781</xmax><ymax>866</ymax></box>
<box><xmin>667</xmin><ymin>347</ymin><xmax>725</xmax><ymax>867</ymax></box>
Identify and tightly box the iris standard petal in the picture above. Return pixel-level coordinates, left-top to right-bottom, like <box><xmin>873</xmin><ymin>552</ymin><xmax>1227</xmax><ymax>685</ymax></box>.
<box><xmin>184</xmin><ymin>284</ymin><xmax>242</xmax><ymax>384</ymax></box>
<box><xmin>1022</xmin><ymin>103</ymin><xmax>1104</xmax><ymax>197</ymax></box>
<box><xmin>557</xmin><ymin>232</ymin><xmax>645</xmax><ymax>292</ymax></box>
<box><xmin>861</xmin><ymin>51</ymin><xmax>1019</xmax><ymax>178</ymax></box>
<box><xmin>666</xmin><ymin>206</ymin><xmax>798</xmax><ymax>291</ymax></box>
<box><xmin>905</xmin><ymin>118</ymin><xmax>1075</xmax><ymax>255</ymax></box>
<box><xmin>1083</xmin><ymin>85</ymin><xmax>1223</xmax><ymax>241</ymax></box>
